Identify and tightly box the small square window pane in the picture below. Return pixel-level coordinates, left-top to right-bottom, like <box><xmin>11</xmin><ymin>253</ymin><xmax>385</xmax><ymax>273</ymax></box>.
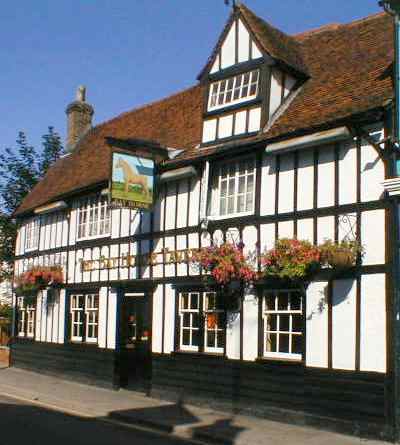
<box><xmin>190</xmin><ymin>293</ymin><xmax>199</xmax><ymax>309</ymax></box>
<box><xmin>292</xmin><ymin>315</ymin><xmax>303</xmax><ymax>333</ymax></box>
<box><xmin>243</xmin><ymin>73</ymin><xmax>250</xmax><ymax>85</ymax></box>
<box><xmin>238</xmin><ymin>195</ymin><xmax>245</xmax><ymax>213</ymax></box>
<box><xmin>279</xmin><ymin>334</ymin><xmax>290</xmax><ymax>353</ymax></box>
<box><xmin>266</xmin><ymin>314</ymin><xmax>277</xmax><ymax>332</ymax></box>
<box><xmin>192</xmin><ymin>330</ymin><xmax>199</xmax><ymax>347</ymax></box>
<box><xmin>245</xmin><ymin>193</ymin><xmax>253</xmax><ymax>211</ymax></box>
<box><xmin>238</xmin><ymin>176</ymin><xmax>246</xmax><ymax>193</ymax></box>
<box><xmin>183</xmin><ymin>313</ymin><xmax>191</xmax><ymax>328</ymax></box>
<box><xmin>266</xmin><ymin>333</ymin><xmax>277</xmax><ymax>352</ymax></box>
<box><xmin>212</xmin><ymin>83</ymin><xmax>218</xmax><ymax>94</ymax></box>
<box><xmin>228</xmin><ymin>179</ymin><xmax>235</xmax><ymax>196</ymax></box>
<box><xmin>220</xmin><ymin>199</ymin><xmax>227</xmax><ymax>215</ymax></box>
<box><xmin>227</xmin><ymin>78</ymin><xmax>234</xmax><ymax>89</ymax></box>
<box><xmin>182</xmin><ymin>329</ymin><xmax>190</xmax><ymax>346</ymax></box>
<box><xmin>220</xmin><ymin>181</ymin><xmax>227</xmax><ymax>197</ymax></box>
<box><xmin>292</xmin><ymin>335</ymin><xmax>302</xmax><ymax>355</ymax></box>
<box><xmin>207</xmin><ymin>331</ymin><xmax>215</xmax><ymax>348</ymax></box>
<box><xmin>280</xmin><ymin>315</ymin><xmax>290</xmax><ymax>332</ymax></box>
<box><xmin>228</xmin><ymin>197</ymin><xmax>235</xmax><ymax>214</ymax></box>
<box><xmin>241</xmin><ymin>86</ymin><xmax>249</xmax><ymax>98</ymax></box>
<box><xmin>250</xmin><ymin>83</ymin><xmax>257</xmax><ymax>96</ymax></box>
<box><xmin>217</xmin><ymin>331</ymin><xmax>224</xmax><ymax>348</ymax></box>
<box><xmin>265</xmin><ymin>295</ymin><xmax>275</xmax><ymax>311</ymax></box>
<box><xmin>290</xmin><ymin>293</ymin><xmax>302</xmax><ymax>311</ymax></box>
<box><xmin>225</xmin><ymin>90</ymin><xmax>232</xmax><ymax>103</ymax></box>
<box><xmin>181</xmin><ymin>293</ymin><xmax>189</xmax><ymax>310</ymax></box>
<box><xmin>220</xmin><ymin>80</ymin><xmax>227</xmax><ymax>92</ymax></box>
<box><xmin>278</xmin><ymin>293</ymin><xmax>289</xmax><ymax>311</ymax></box>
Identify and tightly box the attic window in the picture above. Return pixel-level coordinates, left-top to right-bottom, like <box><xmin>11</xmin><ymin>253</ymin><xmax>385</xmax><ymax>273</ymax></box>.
<box><xmin>208</xmin><ymin>70</ymin><xmax>259</xmax><ymax>111</ymax></box>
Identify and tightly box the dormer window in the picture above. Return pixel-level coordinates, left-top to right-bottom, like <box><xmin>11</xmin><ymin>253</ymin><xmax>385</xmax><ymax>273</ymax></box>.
<box><xmin>208</xmin><ymin>70</ymin><xmax>260</xmax><ymax>111</ymax></box>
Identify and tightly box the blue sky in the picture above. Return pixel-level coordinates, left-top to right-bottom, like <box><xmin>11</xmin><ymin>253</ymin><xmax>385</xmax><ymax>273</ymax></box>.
<box><xmin>0</xmin><ymin>0</ymin><xmax>382</xmax><ymax>154</ymax></box>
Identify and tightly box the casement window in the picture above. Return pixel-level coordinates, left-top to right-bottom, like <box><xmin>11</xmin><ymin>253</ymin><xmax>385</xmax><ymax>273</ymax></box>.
<box><xmin>77</xmin><ymin>195</ymin><xmax>110</xmax><ymax>240</ymax></box>
<box><xmin>70</xmin><ymin>293</ymin><xmax>99</xmax><ymax>343</ymax></box>
<box><xmin>17</xmin><ymin>297</ymin><xmax>36</xmax><ymax>338</ymax></box>
<box><xmin>208</xmin><ymin>70</ymin><xmax>260</xmax><ymax>111</ymax></box>
<box><xmin>25</xmin><ymin>217</ymin><xmax>40</xmax><ymax>251</ymax></box>
<box><xmin>262</xmin><ymin>291</ymin><xmax>303</xmax><ymax>360</ymax></box>
<box><xmin>178</xmin><ymin>291</ymin><xmax>225</xmax><ymax>353</ymax></box>
<box><xmin>209</xmin><ymin>158</ymin><xmax>256</xmax><ymax>218</ymax></box>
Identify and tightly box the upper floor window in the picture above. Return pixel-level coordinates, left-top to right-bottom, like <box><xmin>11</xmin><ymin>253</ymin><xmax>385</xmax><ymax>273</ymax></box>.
<box><xmin>25</xmin><ymin>217</ymin><xmax>40</xmax><ymax>251</ymax></box>
<box><xmin>262</xmin><ymin>291</ymin><xmax>303</xmax><ymax>360</ymax></box>
<box><xmin>209</xmin><ymin>158</ymin><xmax>256</xmax><ymax>218</ymax></box>
<box><xmin>208</xmin><ymin>70</ymin><xmax>259</xmax><ymax>111</ymax></box>
<box><xmin>70</xmin><ymin>293</ymin><xmax>99</xmax><ymax>344</ymax></box>
<box><xmin>77</xmin><ymin>195</ymin><xmax>110</xmax><ymax>240</ymax></box>
<box><xmin>17</xmin><ymin>297</ymin><xmax>36</xmax><ymax>338</ymax></box>
<box><xmin>178</xmin><ymin>291</ymin><xmax>225</xmax><ymax>354</ymax></box>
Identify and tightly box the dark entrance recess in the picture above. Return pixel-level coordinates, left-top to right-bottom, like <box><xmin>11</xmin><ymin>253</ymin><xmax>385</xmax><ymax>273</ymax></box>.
<box><xmin>117</xmin><ymin>292</ymin><xmax>152</xmax><ymax>390</ymax></box>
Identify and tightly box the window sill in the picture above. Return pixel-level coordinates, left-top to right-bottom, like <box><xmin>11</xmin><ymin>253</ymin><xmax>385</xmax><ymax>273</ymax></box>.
<box><xmin>172</xmin><ymin>350</ymin><xmax>226</xmax><ymax>359</ymax></box>
<box><xmin>206</xmin><ymin>211</ymin><xmax>254</xmax><ymax>222</ymax></box>
<box><xmin>76</xmin><ymin>233</ymin><xmax>111</xmax><ymax>243</ymax></box>
<box><xmin>256</xmin><ymin>356</ymin><xmax>303</xmax><ymax>365</ymax></box>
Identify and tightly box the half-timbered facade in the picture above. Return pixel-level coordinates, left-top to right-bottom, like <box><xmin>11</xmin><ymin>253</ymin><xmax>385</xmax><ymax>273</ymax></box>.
<box><xmin>11</xmin><ymin>4</ymin><xmax>400</xmax><ymax>441</ymax></box>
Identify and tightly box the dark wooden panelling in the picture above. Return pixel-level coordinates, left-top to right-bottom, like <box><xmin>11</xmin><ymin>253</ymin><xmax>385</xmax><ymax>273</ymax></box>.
<box><xmin>151</xmin><ymin>353</ymin><xmax>391</xmax><ymax>440</ymax></box>
<box><xmin>11</xmin><ymin>339</ymin><xmax>116</xmax><ymax>388</ymax></box>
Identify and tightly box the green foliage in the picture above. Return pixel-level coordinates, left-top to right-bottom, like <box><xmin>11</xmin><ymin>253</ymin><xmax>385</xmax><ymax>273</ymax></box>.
<box><xmin>0</xmin><ymin>128</ymin><xmax>64</xmax><ymax>280</ymax></box>
<box><xmin>319</xmin><ymin>239</ymin><xmax>363</xmax><ymax>269</ymax></box>
<box><xmin>0</xmin><ymin>304</ymin><xmax>12</xmax><ymax>320</ymax></box>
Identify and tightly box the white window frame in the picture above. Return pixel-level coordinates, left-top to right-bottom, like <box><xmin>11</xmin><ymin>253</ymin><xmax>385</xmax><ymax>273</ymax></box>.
<box><xmin>263</xmin><ymin>291</ymin><xmax>303</xmax><ymax>360</ymax></box>
<box><xmin>209</xmin><ymin>157</ymin><xmax>256</xmax><ymax>220</ymax></box>
<box><xmin>25</xmin><ymin>217</ymin><xmax>40</xmax><ymax>252</ymax></box>
<box><xmin>76</xmin><ymin>195</ymin><xmax>110</xmax><ymax>241</ymax></box>
<box><xmin>178</xmin><ymin>291</ymin><xmax>224</xmax><ymax>354</ymax></box>
<box><xmin>17</xmin><ymin>297</ymin><xmax>35</xmax><ymax>338</ymax></box>
<box><xmin>70</xmin><ymin>293</ymin><xmax>99</xmax><ymax>344</ymax></box>
<box><xmin>179</xmin><ymin>292</ymin><xmax>200</xmax><ymax>352</ymax></box>
<box><xmin>208</xmin><ymin>70</ymin><xmax>260</xmax><ymax>112</ymax></box>
<box><xmin>203</xmin><ymin>292</ymin><xmax>224</xmax><ymax>354</ymax></box>
<box><xmin>85</xmin><ymin>294</ymin><xmax>99</xmax><ymax>344</ymax></box>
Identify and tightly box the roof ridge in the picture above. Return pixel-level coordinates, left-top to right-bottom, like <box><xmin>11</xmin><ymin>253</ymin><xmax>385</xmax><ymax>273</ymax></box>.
<box><xmin>295</xmin><ymin>11</ymin><xmax>386</xmax><ymax>40</ymax></box>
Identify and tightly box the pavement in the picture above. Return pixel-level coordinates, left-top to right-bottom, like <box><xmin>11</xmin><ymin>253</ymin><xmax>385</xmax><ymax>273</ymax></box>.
<box><xmin>0</xmin><ymin>367</ymin><xmax>392</xmax><ymax>445</ymax></box>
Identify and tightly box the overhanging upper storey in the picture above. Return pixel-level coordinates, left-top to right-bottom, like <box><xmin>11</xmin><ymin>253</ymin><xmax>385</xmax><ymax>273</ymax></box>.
<box><xmin>199</xmin><ymin>3</ymin><xmax>308</xmax><ymax>147</ymax></box>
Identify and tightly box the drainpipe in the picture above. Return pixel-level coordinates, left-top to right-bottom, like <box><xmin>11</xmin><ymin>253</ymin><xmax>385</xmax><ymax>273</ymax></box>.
<box><xmin>380</xmin><ymin>0</ymin><xmax>400</xmax><ymax>173</ymax></box>
<box><xmin>380</xmin><ymin>2</ymin><xmax>400</xmax><ymax>441</ymax></box>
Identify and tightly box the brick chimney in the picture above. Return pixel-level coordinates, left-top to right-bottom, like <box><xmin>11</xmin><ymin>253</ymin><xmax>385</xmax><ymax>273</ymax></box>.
<box><xmin>65</xmin><ymin>86</ymin><xmax>94</xmax><ymax>152</ymax></box>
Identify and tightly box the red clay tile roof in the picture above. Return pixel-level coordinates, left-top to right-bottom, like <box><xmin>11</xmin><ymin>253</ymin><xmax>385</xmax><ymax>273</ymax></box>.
<box><xmin>15</xmin><ymin>9</ymin><xmax>394</xmax><ymax>216</ymax></box>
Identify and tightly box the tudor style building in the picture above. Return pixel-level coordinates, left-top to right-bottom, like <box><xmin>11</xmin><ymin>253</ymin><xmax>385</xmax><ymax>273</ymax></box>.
<box><xmin>10</xmin><ymin>3</ymin><xmax>400</xmax><ymax>441</ymax></box>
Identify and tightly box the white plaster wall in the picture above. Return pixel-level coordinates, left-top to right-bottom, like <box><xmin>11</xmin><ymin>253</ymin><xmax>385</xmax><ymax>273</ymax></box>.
<box><xmin>163</xmin><ymin>284</ymin><xmax>175</xmax><ymax>354</ymax></box>
<box><xmin>360</xmin><ymin>274</ymin><xmax>386</xmax><ymax>372</ymax></box>
<box><xmin>332</xmin><ymin>279</ymin><xmax>357</xmax><ymax>370</ymax></box>
<box><xmin>221</xmin><ymin>22</ymin><xmax>236</xmax><ymax>69</ymax></box>
<box><xmin>152</xmin><ymin>284</ymin><xmax>163</xmax><ymax>353</ymax></box>
<box><xmin>98</xmin><ymin>287</ymin><xmax>108</xmax><ymax>348</ymax></box>
<box><xmin>269</xmin><ymin>68</ymin><xmax>282</xmax><ymax>116</ymax></box>
<box><xmin>278</xmin><ymin>220</ymin><xmax>294</xmax><ymax>239</ymax></box>
<box><xmin>306</xmin><ymin>281</ymin><xmax>329</xmax><ymax>368</ymax></box>
<box><xmin>234</xmin><ymin>110</ymin><xmax>247</xmax><ymax>135</ymax></box>
<box><xmin>106</xmin><ymin>288</ymin><xmax>117</xmax><ymax>349</ymax></box>
<box><xmin>226</xmin><ymin>312</ymin><xmax>240</xmax><ymax>360</ymax></box>
<box><xmin>317</xmin><ymin>146</ymin><xmax>335</xmax><ymax>208</ymax></box>
<box><xmin>238</xmin><ymin>18</ymin><xmax>250</xmax><ymax>63</ymax></box>
<box><xmin>361</xmin><ymin>209</ymin><xmax>385</xmax><ymax>265</ymax></box>
<box><xmin>242</xmin><ymin>289</ymin><xmax>258</xmax><ymax>361</ymax></box>
<box><xmin>278</xmin><ymin>153</ymin><xmax>294</xmax><ymax>214</ymax></box>
<box><xmin>361</xmin><ymin>142</ymin><xmax>384</xmax><ymax>202</ymax></box>
<box><xmin>219</xmin><ymin>114</ymin><xmax>234</xmax><ymax>139</ymax></box>
<box><xmin>58</xmin><ymin>289</ymin><xmax>66</xmax><ymax>344</ymax></box>
<box><xmin>260</xmin><ymin>154</ymin><xmax>276</xmax><ymax>216</ymax></box>
<box><xmin>248</xmin><ymin>107</ymin><xmax>261</xmax><ymax>133</ymax></box>
<box><xmin>176</xmin><ymin>180</ymin><xmax>189</xmax><ymax>229</ymax></box>
<box><xmin>202</xmin><ymin>119</ymin><xmax>217</xmax><ymax>143</ymax></box>
<box><xmin>339</xmin><ymin>142</ymin><xmax>357</xmax><ymax>205</ymax></box>
<box><xmin>317</xmin><ymin>216</ymin><xmax>335</xmax><ymax>244</ymax></box>
<box><xmin>165</xmin><ymin>183</ymin><xmax>177</xmax><ymax>231</ymax></box>
<box><xmin>260</xmin><ymin>223</ymin><xmax>275</xmax><ymax>252</ymax></box>
<box><xmin>297</xmin><ymin>149</ymin><xmax>314</xmax><ymax>211</ymax></box>
<box><xmin>188</xmin><ymin>178</ymin><xmax>200</xmax><ymax>227</ymax></box>
<box><xmin>297</xmin><ymin>218</ymin><xmax>314</xmax><ymax>243</ymax></box>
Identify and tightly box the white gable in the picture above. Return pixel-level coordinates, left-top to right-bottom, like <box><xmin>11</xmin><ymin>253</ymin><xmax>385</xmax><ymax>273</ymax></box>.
<box><xmin>212</xmin><ymin>18</ymin><xmax>263</xmax><ymax>74</ymax></box>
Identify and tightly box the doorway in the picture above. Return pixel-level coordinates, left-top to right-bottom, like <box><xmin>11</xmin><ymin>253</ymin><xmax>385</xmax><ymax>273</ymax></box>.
<box><xmin>118</xmin><ymin>292</ymin><xmax>151</xmax><ymax>390</ymax></box>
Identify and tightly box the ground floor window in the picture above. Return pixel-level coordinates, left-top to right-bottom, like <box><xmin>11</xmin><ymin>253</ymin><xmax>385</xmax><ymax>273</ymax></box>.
<box><xmin>70</xmin><ymin>292</ymin><xmax>99</xmax><ymax>344</ymax></box>
<box><xmin>262</xmin><ymin>290</ymin><xmax>303</xmax><ymax>360</ymax></box>
<box><xmin>17</xmin><ymin>297</ymin><xmax>36</xmax><ymax>338</ymax></box>
<box><xmin>178</xmin><ymin>291</ymin><xmax>225</xmax><ymax>354</ymax></box>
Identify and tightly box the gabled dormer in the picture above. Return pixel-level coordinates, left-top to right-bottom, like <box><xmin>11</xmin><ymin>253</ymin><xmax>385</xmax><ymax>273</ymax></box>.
<box><xmin>199</xmin><ymin>3</ymin><xmax>308</xmax><ymax>146</ymax></box>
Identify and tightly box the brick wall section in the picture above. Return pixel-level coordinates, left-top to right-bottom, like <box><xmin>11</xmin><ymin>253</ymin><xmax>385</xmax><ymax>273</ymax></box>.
<box><xmin>0</xmin><ymin>347</ymin><xmax>10</xmax><ymax>367</ymax></box>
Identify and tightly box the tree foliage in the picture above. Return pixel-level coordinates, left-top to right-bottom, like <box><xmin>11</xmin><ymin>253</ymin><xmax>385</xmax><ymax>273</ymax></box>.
<box><xmin>0</xmin><ymin>127</ymin><xmax>64</xmax><ymax>280</ymax></box>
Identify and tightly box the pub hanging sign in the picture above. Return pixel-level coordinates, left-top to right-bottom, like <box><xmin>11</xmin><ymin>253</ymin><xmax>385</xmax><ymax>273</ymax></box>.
<box><xmin>110</xmin><ymin>151</ymin><xmax>155</xmax><ymax>210</ymax></box>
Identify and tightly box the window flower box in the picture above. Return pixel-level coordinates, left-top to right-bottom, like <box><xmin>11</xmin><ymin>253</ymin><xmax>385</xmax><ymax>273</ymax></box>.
<box><xmin>15</xmin><ymin>266</ymin><xmax>64</xmax><ymax>302</ymax></box>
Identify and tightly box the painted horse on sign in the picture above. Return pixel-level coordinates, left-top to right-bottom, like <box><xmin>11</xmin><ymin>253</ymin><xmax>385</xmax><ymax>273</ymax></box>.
<box><xmin>115</xmin><ymin>157</ymin><xmax>150</xmax><ymax>197</ymax></box>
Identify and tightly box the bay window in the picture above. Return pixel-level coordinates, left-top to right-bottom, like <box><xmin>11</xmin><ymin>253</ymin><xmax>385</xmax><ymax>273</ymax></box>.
<box><xmin>262</xmin><ymin>291</ymin><xmax>303</xmax><ymax>360</ymax></box>
<box><xmin>178</xmin><ymin>291</ymin><xmax>225</xmax><ymax>354</ymax></box>
<box><xmin>208</xmin><ymin>70</ymin><xmax>259</xmax><ymax>111</ymax></box>
<box><xmin>77</xmin><ymin>195</ymin><xmax>110</xmax><ymax>240</ymax></box>
<box><xmin>17</xmin><ymin>297</ymin><xmax>36</xmax><ymax>338</ymax></box>
<box><xmin>70</xmin><ymin>293</ymin><xmax>99</xmax><ymax>344</ymax></box>
<box><xmin>209</xmin><ymin>158</ymin><xmax>256</xmax><ymax>218</ymax></box>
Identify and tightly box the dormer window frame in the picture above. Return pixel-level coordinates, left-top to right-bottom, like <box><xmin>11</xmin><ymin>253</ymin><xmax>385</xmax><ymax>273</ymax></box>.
<box><xmin>207</xmin><ymin>69</ymin><xmax>260</xmax><ymax>113</ymax></box>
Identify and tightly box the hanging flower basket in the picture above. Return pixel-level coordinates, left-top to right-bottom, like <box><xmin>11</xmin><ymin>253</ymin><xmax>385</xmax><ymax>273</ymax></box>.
<box><xmin>15</xmin><ymin>266</ymin><xmax>64</xmax><ymax>300</ymax></box>
<box><xmin>192</xmin><ymin>242</ymin><xmax>256</xmax><ymax>311</ymax></box>
<box><xmin>260</xmin><ymin>238</ymin><xmax>321</xmax><ymax>289</ymax></box>
<box><xmin>319</xmin><ymin>239</ymin><xmax>364</xmax><ymax>275</ymax></box>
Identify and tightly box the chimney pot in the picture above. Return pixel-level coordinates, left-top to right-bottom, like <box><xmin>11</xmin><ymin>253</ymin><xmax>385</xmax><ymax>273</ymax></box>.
<box><xmin>66</xmin><ymin>85</ymin><xmax>94</xmax><ymax>152</ymax></box>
